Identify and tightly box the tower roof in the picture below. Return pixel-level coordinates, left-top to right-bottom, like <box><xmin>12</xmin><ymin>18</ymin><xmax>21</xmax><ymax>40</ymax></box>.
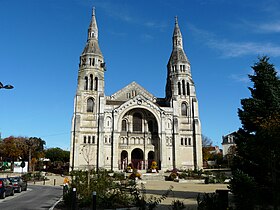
<box><xmin>168</xmin><ymin>17</ymin><xmax>189</xmax><ymax>64</ymax></box>
<box><xmin>82</xmin><ymin>7</ymin><xmax>103</xmax><ymax>56</ymax></box>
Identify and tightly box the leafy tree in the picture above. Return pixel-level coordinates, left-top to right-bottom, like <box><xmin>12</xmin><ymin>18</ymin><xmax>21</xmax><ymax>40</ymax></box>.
<box><xmin>202</xmin><ymin>135</ymin><xmax>213</xmax><ymax>162</ymax></box>
<box><xmin>230</xmin><ymin>56</ymin><xmax>280</xmax><ymax>209</ymax></box>
<box><xmin>45</xmin><ymin>147</ymin><xmax>69</xmax><ymax>162</ymax></box>
<box><xmin>0</xmin><ymin>136</ymin><xmax>24</xmax><ymax>162</ymax></box>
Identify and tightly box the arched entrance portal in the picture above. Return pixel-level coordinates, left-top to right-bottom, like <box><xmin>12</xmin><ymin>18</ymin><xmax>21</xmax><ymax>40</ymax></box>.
<box><xmin>131</xmin><ymin>148</ymin><xmax>144</xmax><ymax>170</ymax></box>
<box><xmin>120</xmin><ymin>150</ymin><xmax>128</xmax><ymax>170</ymax></box>
<box><xmin>118</xmin><ymin>108</ymin><xmax>161</xmax><ymax>170</ymax></box>
<box><xmin>148</xmin><ymin>151</ymin><xmax>155</xmax><ymax>169</ymax></box>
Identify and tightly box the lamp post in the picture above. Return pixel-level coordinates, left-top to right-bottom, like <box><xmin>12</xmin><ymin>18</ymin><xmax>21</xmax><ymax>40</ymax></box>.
<box><xmin>0</xmin><ymin>82</ymin><xmax>14</xmax><ymax>90</ymax></box>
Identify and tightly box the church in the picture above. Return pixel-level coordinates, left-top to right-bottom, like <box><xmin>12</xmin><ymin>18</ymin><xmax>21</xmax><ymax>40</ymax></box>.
<box><xmin>70</xmin><ymin>8</ymin><xmax>203</xmax><ymax>172</ymax></box>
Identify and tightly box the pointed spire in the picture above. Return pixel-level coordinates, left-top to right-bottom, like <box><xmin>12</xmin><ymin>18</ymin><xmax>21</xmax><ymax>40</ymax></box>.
<box><xmin>82</xmin><ymin>7</ymin><xmax>103</xmax><ymax>56</ymax></box>
<box><xmin>173</xmin><ymin>16</ymin><xmax>183</xmax><ymax>49</ymax></box>
<box><xmin>88</xmin><ymin>7</ymin><xmax>98</xmax><ymax>40</ymax></box>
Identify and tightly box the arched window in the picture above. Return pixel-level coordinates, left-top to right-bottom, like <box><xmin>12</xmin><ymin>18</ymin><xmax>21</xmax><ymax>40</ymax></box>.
<box><xmin>121</xmin><ymin>120</ymin><xmax>127</xmax><ymax>131</ymax></box>
<box><xmin>178</xmin><ymin>81</ymin><xmax>181</xmax><ymax>95</ymax></box>
<box><xmin>84</xmin><ymin>76</ymin><xmax>88</xmax><ymax>90</ymax></box>
<box><xmin>181</xmin><ymin>138</ymin><xmax>184</xmax><ymax>145</ymax></box>
<box><xmin>90</xmin><ymin>74</ymin><xmax>93</xmax><ymax>90</ymax></box>
<box><xmin>87</xmin><ymin>98</ymin><xmax>94</xmax><ymax>112</ymax></box>
<box><xmin>181</xmin><ymin>103</ymin><xmax>187</xmax><ymax>116</ymax></box>
<box><xmin>133</xmin><ymin>113</ymin><xmax>142</xmax><ymax>132</ymax></box>
<box><xmin>187</xmin><ymin>82</ymin><xmax>190</xmax><ymax>95</ymax></box>
<box><xmin>182</xmin><ymin>79</ymin><xmax>186</xmax><ymax>95</ymax></box>
<box><xmin>148</xmin><ymin>121</ymin><xmax>153</xmax><ymax>133</ymax></box>
<box><xmin>94</xmin><ymin>77</ymin><xmax>98</xmax><ymax>91</ymax></box>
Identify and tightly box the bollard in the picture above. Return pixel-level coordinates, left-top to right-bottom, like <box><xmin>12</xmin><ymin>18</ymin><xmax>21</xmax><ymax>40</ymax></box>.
<box><xmin>43</xmin><ymin>178</ymin><xmax>45</xmax><ymax>185</ymax></box>
<box><xmin>92</xmin><ymin>191</ymin><xmax>96</xmax><ymax>210</ymax></box>
<box><xmin>54</xmin><ymin>179</ymin><xmax>56</xmax><ymax>186</ymax></box>
<box><xmin>71</xmin><ymin>188</ymin><xmax>77</xmax><ymax>210</ymax></box>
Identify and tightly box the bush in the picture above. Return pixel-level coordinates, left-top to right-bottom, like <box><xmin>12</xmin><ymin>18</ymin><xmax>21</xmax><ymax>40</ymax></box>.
<box><xmin>197</xmin><ymin>193</ymin><xmax>219</xmax><ymax>210</ymax></box>
<box><xmin>65</xmin><ymin>169</ymin><xmax>137</xmax><ymax>209</ymax></box>
<box><xmin>171</xmin><ymin>200</ymin><xmax>186</xmax><ymax>210</ymax></box>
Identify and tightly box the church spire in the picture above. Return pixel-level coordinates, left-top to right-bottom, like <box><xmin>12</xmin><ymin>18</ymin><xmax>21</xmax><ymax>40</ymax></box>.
<box><xmin>173</xmin><ymin>16</ymin><xmax>183</xmax><ymax>50</ymax></box>
<box><xmin>88</xmin><ymin>7</ymin><xmax>98</xmax><ymax>40</ymax></box>
<box><xmin>165</xmin><ymin>17</ymin><xmax>191</xmax><ymax>99</ymax></box>
<box><xmin>81</xmin><ymin>7</ymin><xmax>103</xmax><ymax>57</ymax></box>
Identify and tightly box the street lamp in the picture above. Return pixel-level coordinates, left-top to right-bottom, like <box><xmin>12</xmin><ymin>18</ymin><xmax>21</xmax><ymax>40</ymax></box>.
<box><xmin>0</xmin><ymin>82</ymin><xmax>14</xmax><ymax>90</ymax></box>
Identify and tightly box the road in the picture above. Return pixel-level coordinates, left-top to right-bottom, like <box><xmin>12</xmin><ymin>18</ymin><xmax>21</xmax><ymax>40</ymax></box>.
<box><xmin>0</xmin><ymin>185</ymin><xmax>63</xmax><ymax>210</ymax></box>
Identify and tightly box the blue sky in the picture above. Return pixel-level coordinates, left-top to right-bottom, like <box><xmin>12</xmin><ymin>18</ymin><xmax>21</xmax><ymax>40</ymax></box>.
<box><xmin>1</xmin><ymin>0</ymin><xmax>280</xmax><ymax>150</ymax></box>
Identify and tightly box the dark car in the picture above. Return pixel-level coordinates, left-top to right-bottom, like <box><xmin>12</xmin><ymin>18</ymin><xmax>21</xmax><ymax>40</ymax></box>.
<box><xmin>0</xmin><ymin>178</ymin><xmax>14</xmax><ymax>199</ymax></box>
<box><xmin>8</xmin><ymin>177</ymin><xmax>27</xmax><ymax>193</ymax></box>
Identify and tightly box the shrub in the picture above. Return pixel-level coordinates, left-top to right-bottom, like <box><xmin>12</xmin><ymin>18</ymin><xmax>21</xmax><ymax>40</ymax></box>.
<box><xmin>171</xmin><ymin>200</ymin><xmax>186</xmax><ymax>210</ymax></box>
<box><xmin>197</xmin><ymin>193</ymin><xmax>219</xmax><ymax>210</ymax></box>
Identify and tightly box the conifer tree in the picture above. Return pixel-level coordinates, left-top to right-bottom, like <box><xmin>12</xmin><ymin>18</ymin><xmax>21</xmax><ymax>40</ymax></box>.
<box><xmin>230</xmin><ymin>56</ymin><xmax>280</xmax><ymax>209</ymax></box>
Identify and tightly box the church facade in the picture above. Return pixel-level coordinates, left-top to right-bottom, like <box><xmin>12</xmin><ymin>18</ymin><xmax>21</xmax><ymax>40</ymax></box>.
<box><xmin>70</xmin><ymin>9</ymin><xmax>203</xmax><ymax>171</ymax></box>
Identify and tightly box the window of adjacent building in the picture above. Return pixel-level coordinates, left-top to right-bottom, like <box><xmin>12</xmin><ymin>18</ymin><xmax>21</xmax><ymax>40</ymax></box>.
<box><xmin>181</xmin><ymin>103</ymin><xmax>187</xmax><ymax>116</ymax></box>
<box><xmin>133</xmin><ymin>113</ymin><xmax>142</xmax><ymax>132</ymax></box>
<box><xmin>84</xmin><ymin>136</ymin><xmax>86</xmax><ymax>144</ymax></box>
<box><xmin>87</xmin><ymin>98</ymin><xmax>94</xmax><ymax>112</ymax></box>
<box><xmin>92</xmin><ymin>136</ymin><xmax>95</xmax><ymax>144</ymax></box>
<box><xmin>181</xmin><ymin>138</ymin><xmax>184</xmax><ymax>145</ymax></box>
<box><xmin>121</xmin><ymin>120</ymin><xmax>127</xmax><ymax>131</ymax></box>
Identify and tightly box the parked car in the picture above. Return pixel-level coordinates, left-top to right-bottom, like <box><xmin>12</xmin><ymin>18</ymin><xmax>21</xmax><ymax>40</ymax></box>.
<box><xmin>7</xmin><ymin>177</ymin><xmax>27</xmax><ymax>193</ymax></box>
<box><xmin>0</xmin><ymin>178</ymin><xmax>14</xmax><ymax>199</ymax></box>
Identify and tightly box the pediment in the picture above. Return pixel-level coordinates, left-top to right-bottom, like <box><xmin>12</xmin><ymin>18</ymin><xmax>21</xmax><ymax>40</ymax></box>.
<box><xmin>113</xmin><ymin>94</ymin><xmax>164</xmax><ymax>116</ymax></box>
<box><xmin>107</xmin><ymin>81</ymin><xmax>156</xmax><ymax>102</ymax></box>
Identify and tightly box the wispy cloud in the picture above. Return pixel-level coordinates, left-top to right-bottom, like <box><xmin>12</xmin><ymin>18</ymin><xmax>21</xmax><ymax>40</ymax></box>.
<box><xmin>209</xmin><ymin>40</ymin><xmax>280</xmax><ymax>58</ymax></box>
<box><xmin>189</xmin><ymin>25</ymin><xmax>280</xmax><ymax>58</ymax></box>
<box><xmin>95</xmin><ymin>1</ymin><xmax>167</xmax><ymax>31</ymax></box>
<box><xmin>257</xmin><ymin>22</ymin><xmax>280</xmax><ymax>33</ymax></box>
<box><xmin>229</xmin><ymin>74</ymin><xmax>250</xmax><ymax>83</ymax></box>
<box><xmin>241</xmin><ymin>20</ymin><xmax>280</xmax><ymax>34</ymax></box>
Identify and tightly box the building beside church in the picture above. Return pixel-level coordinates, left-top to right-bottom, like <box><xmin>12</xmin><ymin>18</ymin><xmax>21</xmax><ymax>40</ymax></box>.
<box><xmin>222</xmin><ymin>131</ymin><xmax>237</xmax><ymax>158</ymax></box>
<box><xmin>70</xmin><ymin>8</ymin><xmax>203</xmax><ymax>171</ymax></box>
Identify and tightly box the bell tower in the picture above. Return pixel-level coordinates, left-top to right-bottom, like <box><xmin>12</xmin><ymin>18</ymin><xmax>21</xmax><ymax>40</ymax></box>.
<box><xmin>165</xmin><ymin>17</ymin><xmax>203</xmax><ymax>170</ymax></box>
<box><xmin>70</xmin><ymin>8</ymin><xmax>106</xmax><ymax>171</ymax></box>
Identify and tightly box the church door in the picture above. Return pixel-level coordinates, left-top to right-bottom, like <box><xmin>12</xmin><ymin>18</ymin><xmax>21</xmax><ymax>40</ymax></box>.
<box><xmin>131</xmin><ymin>148</ymin><xmax>144</xmax><ymax>170</ymax></box>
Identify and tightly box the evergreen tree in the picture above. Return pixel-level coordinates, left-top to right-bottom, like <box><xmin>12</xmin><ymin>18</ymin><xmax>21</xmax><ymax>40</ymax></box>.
<box><xmin>230</xmin><ymin>56</ymin><xmax>280</xmax><ymax>209</ymax></box>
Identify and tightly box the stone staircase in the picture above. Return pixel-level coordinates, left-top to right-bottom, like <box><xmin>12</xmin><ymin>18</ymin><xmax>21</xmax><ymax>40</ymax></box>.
<box><xmin>139</xmin><ymin>171</ymin><xmax>167</xmax><ymax>181</ymax></box>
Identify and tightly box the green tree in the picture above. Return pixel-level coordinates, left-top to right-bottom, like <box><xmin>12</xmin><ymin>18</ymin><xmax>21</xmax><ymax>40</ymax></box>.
<box><xmin>45</xmin><ymin>147</ymin><xmax>70</xmax><ymax>162</ymax></box>
<box><xmin>230</xmin><ymin>56</ymin><xmax>280</xmax><ymax>209</ymax></box>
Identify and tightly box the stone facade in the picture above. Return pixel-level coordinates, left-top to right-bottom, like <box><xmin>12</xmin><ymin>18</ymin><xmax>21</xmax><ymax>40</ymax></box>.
<box><xmin>222</xmin><ymin>132</ymin><xmax>237</xmax><ymax>157</ymax></box>
<box><xmin>70</xmin><ymin>9</ymin><xmax>203</xmax><ymax>171</ymax></box>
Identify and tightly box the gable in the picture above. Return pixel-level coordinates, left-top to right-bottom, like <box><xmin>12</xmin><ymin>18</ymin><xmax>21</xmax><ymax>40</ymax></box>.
<box><xmin>107</xmin><ymin>81</ymin><xmax>157</xmax><ymax>102</ymax></box>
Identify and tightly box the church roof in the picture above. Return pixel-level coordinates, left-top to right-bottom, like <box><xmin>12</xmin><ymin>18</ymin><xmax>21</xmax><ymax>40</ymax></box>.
<box><xmin>107</xmin><ymin>81</ymin><xmax>156</xmax><ymax>102</ymax></box>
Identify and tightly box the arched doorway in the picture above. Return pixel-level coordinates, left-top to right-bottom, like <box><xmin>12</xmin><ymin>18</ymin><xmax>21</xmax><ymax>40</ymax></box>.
<box><xmin>131</xmin><ymin>148</ymin><xmax>144</xmax><ymax>170</ymax></box>
<box><xmin>120</xmin><ymin>150</ymin><xmax>128</xmax><ymax>170</ymax></box>
<box><xmin>148</xmin><ymin>151</ymin><xmax>155</xmax><ymax>168</ymax></box>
